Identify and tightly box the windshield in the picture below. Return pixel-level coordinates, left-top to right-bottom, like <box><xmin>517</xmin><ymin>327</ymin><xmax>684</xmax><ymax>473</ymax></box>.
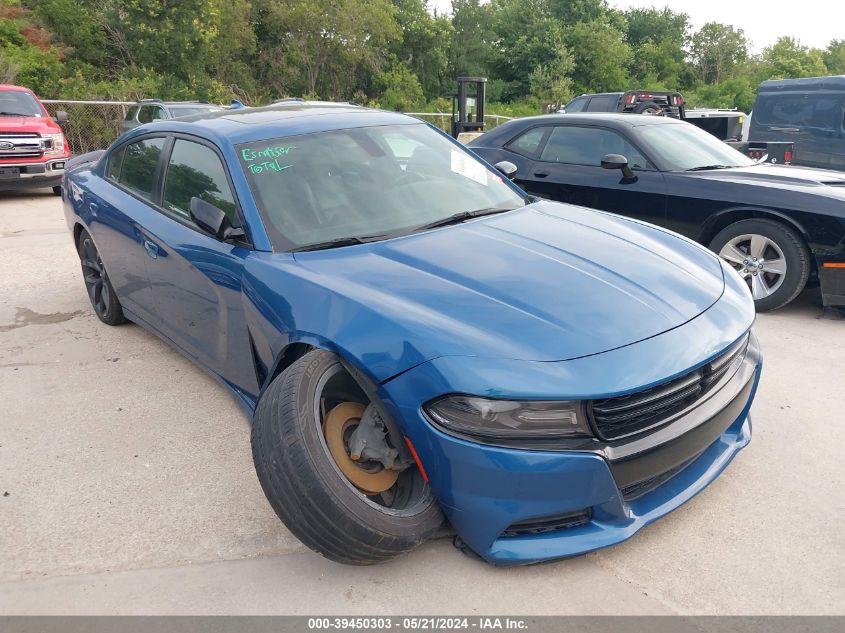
<box><xmin>239</xmin><ymin>123</ymin><xmax>525</xmax><ymax>250</ymax></box>
<box><xmin>0</xmin><ymin>90</ymin><xmax>44</xmax><ymax>117</ymax></box>
<box><xmin>638</xmin><ymin>122</ymin><xmax>755</xmax><ymax>171</ymax></box>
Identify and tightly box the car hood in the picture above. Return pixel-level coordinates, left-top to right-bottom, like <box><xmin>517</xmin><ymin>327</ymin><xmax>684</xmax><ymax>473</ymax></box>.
<box><xmin>0</xmin><ymin>115</ymin><xmax>60</xmax><ymax>134</ymax></box>
<box><xmin>292</xmin><ymin>201</ymin><xmax>725</xmax><ymax>370</ymax></box>
<box><xmin>678</xmin><ymin>164</ymin><xmax>845</xmax><ymax>195</ymax></box>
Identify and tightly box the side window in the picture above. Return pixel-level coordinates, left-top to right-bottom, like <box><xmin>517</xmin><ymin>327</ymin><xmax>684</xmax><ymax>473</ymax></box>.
<box><xmin>124</xmin><ymin>106</ymin><xmax>138</xmax><ymax>122</ymax></box>
<box><xmin>163</xmin><ymin>139</ymin><xmax>238</xmax><ymax>227</ymax></box>
<box><xmin>507</xmin><ymin>126</ymin><xmax>550</xmax><ymax>158</ymax></box>
<box><xmin>565</xmin><ymin>97</ymin><xmax>588</xmax><ymax>113</ymax></box>
<box><xmin>152</xmin><ymin>106</ymin><xmax>167</xmax><ymax>121</ymax></box>
<box><xmin>117</xmin><ymin>137</ymin><xmax>166</xmax><ymax>198</ymax></box>
<box><xmin>106</xmin><ymin>146</ymin><xmax>125</xmax><ymax>181</ymax></box>
<box><xmin>586</xmin><ymin>96</ymin><xmax>616</xmax><ymax>112</ymax></box>
<box><xmin>137</xmin><ymin>106</ymin><xmax>154</xmax><ymax>124</ymax></box>
<box><xmin>539</xmin><ymin>127</ymin><xmax>650</xmax><ymax>169</ymax></box>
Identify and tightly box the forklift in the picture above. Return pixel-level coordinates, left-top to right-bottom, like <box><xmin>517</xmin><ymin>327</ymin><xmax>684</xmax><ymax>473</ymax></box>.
<box><xmin>451</xmin><ymin>77</ymin><xmax>486</xmax><ymax>142</ymax></box>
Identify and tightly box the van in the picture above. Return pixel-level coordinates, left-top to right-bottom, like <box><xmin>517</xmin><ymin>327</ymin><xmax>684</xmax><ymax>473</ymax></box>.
<box><xmin>748</xmin><ymin>76</ymin><xmax>845</xmax><ymax>171</ymax></box>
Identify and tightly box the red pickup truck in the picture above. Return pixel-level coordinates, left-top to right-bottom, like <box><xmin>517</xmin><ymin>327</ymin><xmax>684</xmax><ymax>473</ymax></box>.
<box><xmin>0</xmin><ymin>84</ymin><xmax>70</xmax><ymax>195</ymax></box>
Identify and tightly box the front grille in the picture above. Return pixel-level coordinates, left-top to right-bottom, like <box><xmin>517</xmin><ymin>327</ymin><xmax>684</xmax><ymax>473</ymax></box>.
<box><xmin>0</xmin><ymin>134</ymin><xmax>44</xmax><ymax>158</ymax></box>
<box><xmin>619</xmin><ymin>454</ymin><xmax>700</xmax><ymax>501</ymax></box>
<box><xmin>588</xmin><ymin>335</ymin><xmax>749</xmax><ymax>441</ymax></box>
<box><xmin>502</xmin><ymin>508</ymin><xmax>592</xmax><ymax>537</ymax></box>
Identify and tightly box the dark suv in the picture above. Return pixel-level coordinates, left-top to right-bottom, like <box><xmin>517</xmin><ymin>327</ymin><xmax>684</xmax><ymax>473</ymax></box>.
<box><xmin>120</xmin><ymin>100</ymin><xmax>223</xmax><ymax>133</ymax></box>
<box><xmin>562</xmin><ymin>91</ymin><xmax>686</xmax><ymax>118</ymax></box>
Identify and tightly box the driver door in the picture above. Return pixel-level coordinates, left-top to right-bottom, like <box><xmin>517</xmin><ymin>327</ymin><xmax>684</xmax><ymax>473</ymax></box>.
<box><xmin>516</xmin><ymin>124</ymin><xmax>667</xmax><ymax>227</ymax></box>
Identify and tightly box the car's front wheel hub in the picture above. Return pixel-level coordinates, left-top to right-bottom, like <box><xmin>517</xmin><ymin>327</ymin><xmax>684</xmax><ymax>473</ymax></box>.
<box><xmin>323</xmin><ymin>402</ymin><xmax>399</xmax><ymax>495</ymax></box>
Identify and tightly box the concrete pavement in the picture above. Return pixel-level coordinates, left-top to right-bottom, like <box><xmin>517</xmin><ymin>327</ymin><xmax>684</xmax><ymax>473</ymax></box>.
<box><xmin>1</xmin><ymin>191</ymin><xmax>843</xmax><ymax>614</ymax></box>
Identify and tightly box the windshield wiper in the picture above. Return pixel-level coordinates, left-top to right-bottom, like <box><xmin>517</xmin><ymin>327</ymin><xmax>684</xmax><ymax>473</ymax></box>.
<box><xmin>292</xmin><ymin>234</ymin><xmax>389</xmax><ymax>252</ymax></box>
<box><xmin>412</xmin><ymin>206</ymin><xmax>518</xmax><ymax>232</ymax></box>
<box><xmin>0</xmin><ymin>111</ymin><xmax>34</xmax><ymax>117</ymax></box>
<box><xmin>686</xmin><ymin>164</ymin><xmax>734</xmax><ymax>171</ymax></box>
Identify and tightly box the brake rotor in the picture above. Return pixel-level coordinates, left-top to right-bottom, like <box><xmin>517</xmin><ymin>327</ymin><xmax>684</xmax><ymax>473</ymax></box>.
<box><xmin>323</xmin><ymin>402</ymin><xmax>399</xmax><ymax>495</ymax></box>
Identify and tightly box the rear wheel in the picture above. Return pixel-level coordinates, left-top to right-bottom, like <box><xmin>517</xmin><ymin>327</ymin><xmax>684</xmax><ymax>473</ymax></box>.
<box><xmin>52</xmin><ymin>185</ymin><xmax>62</xmax><ymax>196</ymax></box>
<box><xmin>710</xmin><ymin>218</ymin><xmax>810</xmax><ymax>311</ymax></box>
<box><xmin>77</xmin><ymin>229</ymin><xmax>127</xmax><ymax>325</ymax></box>
<box><xmin>252</xmin><ymin>350</ymin><xmax>443</xmax><ymax>565</ymax></box>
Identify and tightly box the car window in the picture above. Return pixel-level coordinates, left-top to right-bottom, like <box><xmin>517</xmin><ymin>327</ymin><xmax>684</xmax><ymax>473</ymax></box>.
<box><xmin>755</xmin><ymin>94</ymin><xmax>845</xmax><ymax>131</ymax></box>
<box><xmin>564</xmin><ymin>97</ymin><xmax>588</xmax><ymax>113</ymax></box>
<box><xmin>137</xmin><ymin>106</ymin><xmax>166</xmax><ymax>124</ymax></box>
<box><xmin>539</xmin><ymin>126</ymin><xmax>649</xmax><ymax>169</ymax></box>
<box><xmin>586</xmin><ymin>96</ymin><xmax>616</xmax><ymax>112</ymax></box>
<box><xmin>0</xmin><ymin>90</ymin><xmax>44</xmax><ymax>117</ymax></box>
<box><xmin>163</xmin><ymin>139</ymin><xmax>238</xmax><ymax>227</ymax></box>
<box><xmin>124</xmin><ymin>106</ymin><xmax>138</xmax><ymax>122</ymax></box>
<box><xmin>106</xmin><ymin>146</ymin><xmax>125</xmax><ymax>181</ymax></box>
<box><xmin>116</xmin><ymin>137</ymin><xmax>166</xmax><ymax>198</ymax></box>
<box><xmin>507</xmin><ymin>127</ymin><xmax>549</xmax><ymax>158</ymax></box>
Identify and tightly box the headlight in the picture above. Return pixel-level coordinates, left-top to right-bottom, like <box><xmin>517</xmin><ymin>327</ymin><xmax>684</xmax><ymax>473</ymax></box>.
<box><xmin>43</xmin><ymin>133</ymin><xmax>66</xmax><ymax>155</ymax></box>
<box><xmin>424</xmin><ymin>395</ymin><xmax>592</xmax><ymax>440</ymax></box>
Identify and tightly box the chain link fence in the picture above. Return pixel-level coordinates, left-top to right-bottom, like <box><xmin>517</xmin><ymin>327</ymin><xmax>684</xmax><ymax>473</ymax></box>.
<box><xmin>37</xmin><ymin>101</ymin><xmax>516</xmax><ymax>155</ymax></box>
<box><xmin>41</xmin><ymin>100</ymin><xmax>134</xmax><ymax>155</ymax></box>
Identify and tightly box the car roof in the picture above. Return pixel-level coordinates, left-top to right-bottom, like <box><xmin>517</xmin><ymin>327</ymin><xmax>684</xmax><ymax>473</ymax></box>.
<box><xmin>759</xmin><ymin>75</ymin><xmax>845</xmax><ymax>91</ymax></box>
<box><xmin>131</xmin><ymin>103</ymin><xmax>421</xmax><ymax>146</ymax></box>
<box><xmin>470</xmin><ymin>113</ymin><xmax>683</xmax><ymax>147</ymax></box>
<box><xmin>0</xmin><ymin>84</ymin><xmax>34</xmax><ymax>93</ymax></box>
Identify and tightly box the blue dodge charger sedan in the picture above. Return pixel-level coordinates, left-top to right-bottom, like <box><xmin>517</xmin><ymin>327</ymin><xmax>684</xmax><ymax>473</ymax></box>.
<box><xmin>62</xmin><ymin>103</ymin><xmax>761</xmax><ymax>565</ymax></box>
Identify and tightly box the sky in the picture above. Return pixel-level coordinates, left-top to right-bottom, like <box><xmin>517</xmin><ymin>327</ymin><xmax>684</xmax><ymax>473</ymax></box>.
<box><xmin>429</xmin><ymin>0</ymin><xmax>844</xmax><ymax>52</ymax></box>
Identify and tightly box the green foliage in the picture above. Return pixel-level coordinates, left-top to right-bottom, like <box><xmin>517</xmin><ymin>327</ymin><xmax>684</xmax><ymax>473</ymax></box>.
<box><xmin>690</xmin><ymin>23</ymin><xmax>748</xmax><ymax>84</ymax></box>
<box><xmin>565</xmin><ymin>19</ymin><xmax>631</xmax><ymax>94</ymax></box>
<box><xmin>824</xmin><ymin>40</ymin><xmax>845</xmax><ymax>75</ymax></box>
<box><xmin>759</xmin><ymin>37</ymin><xmax>828</xmax><ymax>80</ymax></box>
<box><xmin>1</xmin><ymin>0</ymin><xmax>841</xmax><ymax>119</ymax></box>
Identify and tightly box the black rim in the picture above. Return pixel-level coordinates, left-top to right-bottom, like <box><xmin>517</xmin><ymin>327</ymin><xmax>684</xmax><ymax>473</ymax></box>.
<box><xmin>80</xmin><ymin>238</ymin><xmax>110</xmax><ymax>317</ymax></box>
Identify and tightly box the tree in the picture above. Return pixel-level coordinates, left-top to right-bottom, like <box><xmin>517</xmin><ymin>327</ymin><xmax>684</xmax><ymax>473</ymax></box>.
<box><xmin>824</xmin><ymin>39</ymin><xmax>845</xmax><ymax>75</ymax></box>
<box><xmin>254</xmin><ymin>0</ymin><xmax>400</xmax><ymax>100</ymax></box>
<box><xmin>449</xmin><ymin>0</ymin><xmax>491</xmax><ymax>80</ymax></box>
<box><xmin>528</xmin><ymin>45</ymin><xmax>574</xmax><ymax>105</ymax></box>
<box><xmin>565</xmin><ymin>18</ymin><xmax>631</xmax><ymax>94</ymax></box>
<box><xmin>689</xmin><ymin>22</ymin><xmax>748</xmax><ymax>84</ymax></box>
<box><xmin>759</xmin><ymin>36</ymin><xmax>828</xmax><ymax>79</ymax></box>
<box><xmin>391</xmin><ymin>0</ymin><xmax>452</xmax><ymax>99</ymax></box>
<box><xmin>623</xmin><ymin>8</ymin><xmax>689</xmax><ymax>89</ymax></box>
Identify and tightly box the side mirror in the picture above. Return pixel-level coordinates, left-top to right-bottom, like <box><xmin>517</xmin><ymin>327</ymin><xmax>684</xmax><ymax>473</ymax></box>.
<box><xmin>601</xmin><ymin>153</ymin><xmax>635</xmax><ymax>180</ymax></box>
<box><xmin>189</xmin><ymin>197</ymin><xmax>245</xmax><ymax>241</ymax></box>
<box><xmin>494</xmin><ymin>160</ymin><xmax>518</xmax><ymax>180</ymax></box>
<box><xmin>54</xmin><ymin>111</ymin><xmax>68</xmax><ymax>125</ymax></box>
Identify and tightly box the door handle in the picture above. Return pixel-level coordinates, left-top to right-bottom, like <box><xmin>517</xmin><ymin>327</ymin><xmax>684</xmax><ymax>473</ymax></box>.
<box><xmin>143</xmin><ymin>239</ymin><xmax>159</xmax><ymax>259</ymax></box>
<box><xmin>768</xmin><ymin>127</ymin><xmax>799</xmax><ymax>133</ymax></box>
<box><xmin>88</xmin><ymin>202</ymin><xmax>99</xmax><ymax>215</ymax></box>
<box><xmin>534</xmin><ymin>171</ymin><xmax>549</xmax><ymax>178</ymax></box>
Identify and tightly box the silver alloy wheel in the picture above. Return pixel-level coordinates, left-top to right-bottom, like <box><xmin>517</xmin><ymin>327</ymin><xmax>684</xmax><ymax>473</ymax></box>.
<box><xmin>718</xmin><ymin>233</ymin><xmax>787</xmax><ymax>300</ymax></box>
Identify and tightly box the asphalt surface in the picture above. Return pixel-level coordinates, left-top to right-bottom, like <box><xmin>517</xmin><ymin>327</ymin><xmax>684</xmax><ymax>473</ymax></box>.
<box><xmin>1</xmin><ymin>190</ymin><xmax>843</xmax><ymax>615</ymax></box>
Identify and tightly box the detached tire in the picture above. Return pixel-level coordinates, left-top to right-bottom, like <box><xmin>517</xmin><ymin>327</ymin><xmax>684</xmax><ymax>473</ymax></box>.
<box><xmin>710</xmin><ymin>218</ymin><xmax>810</xmax><ymax>312</ymax></box>
<box><xmin>252</xmin><ymin>350</ymin><xmax>443</xmax><ymax>565</ymax></box>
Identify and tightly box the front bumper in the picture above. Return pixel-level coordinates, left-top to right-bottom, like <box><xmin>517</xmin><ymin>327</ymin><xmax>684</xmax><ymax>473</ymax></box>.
<box><xmin>378</xmin><ymin>300</ymin><xmax>760</xmax><ymax>564</ymax></box>
<box><xmin>0</xmin><ymin>159</ymin><xmax>67</xmax><ymax>190</ymax></box>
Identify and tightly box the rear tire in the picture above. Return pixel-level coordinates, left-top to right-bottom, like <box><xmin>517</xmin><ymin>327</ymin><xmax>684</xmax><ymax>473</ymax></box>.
<box><xmin>252</xmin><ymin>350</ymin><xmax>443</xmax><ymax>565</ymax></box>
<box><xmin>709</xmin><ymin>218</ymin><xmax>810</xmax><ymax>311</ymax></box>
<box><xmin>77</xmin><ymin>229</ymin><xmax>127</xmax><ymax>325</ymax></box>
<box><xmin>52</xmin><ymin>186</ymin><xmax>62</xmax><ymax>196</ymax></box>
